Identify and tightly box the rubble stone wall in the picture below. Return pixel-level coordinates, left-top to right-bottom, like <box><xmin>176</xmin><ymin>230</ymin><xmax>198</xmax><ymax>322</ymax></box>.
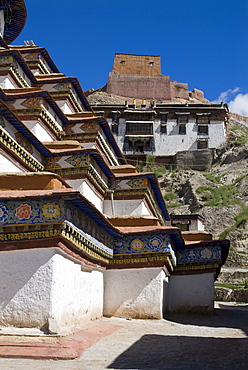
<box><xmin>174</xmin><ymin>149</ymin><xmax>214</xmax><ymax>171</ymax></box>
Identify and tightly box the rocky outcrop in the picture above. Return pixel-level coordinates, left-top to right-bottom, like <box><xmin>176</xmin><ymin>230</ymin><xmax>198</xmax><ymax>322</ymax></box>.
<box><xmin>159</xmin><ymin>118</ymin><xmax>248</xmax><ymax>292</ymax></box>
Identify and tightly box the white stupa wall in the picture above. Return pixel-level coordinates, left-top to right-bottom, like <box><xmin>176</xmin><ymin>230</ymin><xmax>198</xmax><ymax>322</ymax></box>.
<box><xmin>0</xmin><ymin>248</ymin><xmax>104</xmax><ymax>334</ymax></box>
<box><xmin>103</xmin><ymin>268</ymin><xmax>168</xmax><ymax>319</ymax></box>
<box><xmin>167</xmin><ymin>273</ymin><xmax>215</xmax><ymax>313</ymax></box>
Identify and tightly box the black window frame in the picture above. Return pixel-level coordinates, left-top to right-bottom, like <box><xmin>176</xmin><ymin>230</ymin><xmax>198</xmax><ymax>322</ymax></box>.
<box><xmin>177</xmin><ymin>115</ymin><xmax>188</xmax><ymax>124</ymax></box>
<box><xmin>161</xmin><ymin>124</ymin><xmax>167</xmax><ymax>134</ymax></box>
<box><xmin>111</xmin><ymin>123</ymin><xmax>118</xmax><ymax>135</ymax></box>
<box><xmin>197</xmin><ymin>125</ymin><xmax>209</xmax><ymax>135</ymax></box>
<box><xmin>179</xmin><ymin>124</ymin><xmax>186</xmax><ymax>135</ymax></box>
<box><xmin>197</xmin><ymin>140</ymin><xmax>208</xmax><ymax>149</ymax></box>
<box><xmin>196</xmin><ymin>115</ymin><xmax>210</xmax><ymax>124</ymax></box>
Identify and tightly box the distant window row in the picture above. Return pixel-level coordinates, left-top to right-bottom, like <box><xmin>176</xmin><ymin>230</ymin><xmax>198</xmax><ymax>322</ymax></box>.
<box><xmin>160</xmin><ymin>124</ymin><xmax>209</xmax><ymax>135</ymax></box>
<box><xmin>111</xmin><ymin>113</ymin><xmax>210</xmax><ymax>124</ymax></box>
<box><xmin>112</xmin><ymin>123</ymin><xmax>209</xmax><ymax>136</ymax></box>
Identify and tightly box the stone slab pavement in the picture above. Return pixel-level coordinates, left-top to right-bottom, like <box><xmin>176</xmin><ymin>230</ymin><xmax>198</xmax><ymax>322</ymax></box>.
<box><xmin>0</xmin><ymin>302</ymin><xmax>247</xmax><ymax>370</ymax></box>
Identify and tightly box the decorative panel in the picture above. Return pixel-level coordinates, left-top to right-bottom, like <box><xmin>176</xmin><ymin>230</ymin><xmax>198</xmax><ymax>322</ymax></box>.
<box><xmin>176</xmin><ymin>245</ymin><xmax>222</xmax><ymax>264</ymax></box>
<box><xmin>114</xmin><ymin>233</ymin><xmax>172</xmax><ymax>254</ymax></box>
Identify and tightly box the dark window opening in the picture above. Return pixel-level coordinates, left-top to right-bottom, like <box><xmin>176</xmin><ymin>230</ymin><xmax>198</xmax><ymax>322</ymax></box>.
<box><xmin>179</xmin><ymin>124</ymin><xmax>186</xmax><ymax>135</ymax></box>
<box><xmin>124</xmin><ymin>138</ymin><xmax>155</xmax><ymax>152</ymax></box>
<box><xmin>173</xmin><ymin>222</ymin><xmax>189</xmax><ymax>231</ymax></box>
<box><xmin>111</xmin><ymin>124</ymin><xmax>118</xmax><ymax>134</ymax></box>
<box><xmin>135</xmin><ymin>141</ymin><xmax>144</xmax><ymax>153</ymax></box>
<box><xmin>177</xmin><ymin>115</ymin><xmax>188</xmax><ymax>124</ymax></box>
<box><xmin>198</xmin><ymin>141</ymin><xmax>208</xmax><ymax>149</ymax></box>
<box><xmin>197</xmin><ymin>115</ymin><xmax>210</xmax><ymax>124</ymax></box>
<box><xmin>126</xmin><ymin>123</ymin><xmax>153</xmax><ymax>135</ymax></box>
<box><xmin>149</xmin><ymin>62</ymin><xmax>154</xmax><ymax>66</ymax></box>
<box><xmin>112</xmin><ymin>113</ymin><xmax>119</xmax><ymax>124</ymax></box>
<box><xmin>160</xmin><ymin>114</ymin><xmax>167</xmax><ymax>124</ymax></box>
<box><xmin>161</xmin><ymin>124</ymin><xmax>167</xmax><ymax>134</ymax></box>
<box><xmin>198</xmin><ymin>125</ymin><xmax>208</xmax><ymax>135</ymax></box>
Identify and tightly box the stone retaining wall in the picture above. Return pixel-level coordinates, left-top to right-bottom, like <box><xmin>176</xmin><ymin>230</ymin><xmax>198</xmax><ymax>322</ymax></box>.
<box><xmin>215</xmin><ymin>287</ymin><xmax>248</xmax><ymax>303</ymax></box>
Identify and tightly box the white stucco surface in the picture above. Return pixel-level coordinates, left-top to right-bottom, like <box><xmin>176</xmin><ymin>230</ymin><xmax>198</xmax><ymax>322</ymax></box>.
<box><xmin>0</xmin><ymin>248</ymin><xmax>104</xmax><ymax>333</ymax></box>
<box><xmin>103</xmin><ymin>268</ymin><xmax>167</xmax><ymax>319</ymax></box>
<box><xmin>168</xmin><ymin>273</ymin><xmax>215</xmax><ymax>313</ymax></box>
<box><xmin>49</xmin><ymin>253</ymin><xmax>103</xmax><ymax>332</ymax></box>
<box><xmin>0</xmin><ymin>76</ymin><xmax>17</xmax><ymax>89</ymax></box>
<box><xmin>56</xmin><ymin>101</ymin><xmax>74</xmax><ymax>114</ymax></box>
<box><xmin>0</xmin><ymin>249</ymin><xmax>54</xmax><ymax>328</ymax></box>
<box><xmin>114</xmin><ymin>117</ymin><xmax>227</xmax><ymax>157</ymax></box>
<box><xmin>189</xmin><ymin>218</ymin><xmax>205</xmax><ymax>231</ymax></box>
<box><xmin>0</xmin><ymin>152</ymin><xmax>24</xmax><ymax>172</ymax></box>
<box><xmin>103</xmin><ymin>199</ymin><xmax>151</xmax><ymax>216</ymax></box>
<box><xmin>66</xmin><ymin>179</ymin><xmax>103</xmax><ymax>212</ymax></box>
<box><xmin>0</xmin><ymin>10</ymin><xmax>4</xmax><ymax>37</ymax></box>
<box><xmin>22</xmin><ymin>121</ymin><xmax>55</xmax><ymax>142</ymax></box>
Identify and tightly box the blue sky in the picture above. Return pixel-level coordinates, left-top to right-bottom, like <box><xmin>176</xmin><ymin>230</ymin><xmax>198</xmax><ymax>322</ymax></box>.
<box><xmin>15</xmin><ymin>0</ymin><xmax>248</xmax><ymax>114</ymax></box>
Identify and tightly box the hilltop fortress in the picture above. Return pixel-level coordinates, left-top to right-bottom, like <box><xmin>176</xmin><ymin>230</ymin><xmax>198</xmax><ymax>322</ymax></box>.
<box><xmin>102</xmin><ymin>53</ymin><xmax>208</xmax><ymax>103</ymax></box>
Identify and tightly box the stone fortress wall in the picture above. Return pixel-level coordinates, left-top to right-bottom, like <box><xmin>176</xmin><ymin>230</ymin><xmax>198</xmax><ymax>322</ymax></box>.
<box><xmin>106</xmin><ymin>53</ymin><xmax>206</xmax><ymax>102</ymax></box>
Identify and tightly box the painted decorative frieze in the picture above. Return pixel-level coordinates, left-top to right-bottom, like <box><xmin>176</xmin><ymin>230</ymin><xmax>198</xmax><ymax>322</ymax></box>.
<box><xmin>176</xmin><ymin>245</ymin><xmax>222</xmax><ymax>264</ymax></box>
<box><xmin>64</xmin><ymin>124</ymin><xmax>75</xmax><ymax>134</ymax></box>
<box><xmin>43</xmin><ymin>157</ymin><xmax>62</xmax><ymax>169</ymax></box>
<box><xmin>0</xmin><ymin>198</ymin><xmax>114</xmax><ymax>251</ymax></box>
<box><xmin>65</xmin><ymin>153</ymin><xmax>89</xmax><ymax>167</ymax></box>
<box><xmin>21</xmin><ymin>97</ymin><xmax>44</xmax><ymax>109</ymax></box>
<box><xmin>126</xmin><ymin>178</ymin><xmax>149</xmax><ymax>188</ymax></box>
<box><xmin>44</xmin><ymin>154</ymin><xmax>93</xmax><ymax>170</ymax></box>
<box><xmin>24</xmin><ymin>52</ymin><xmax>40</xmax><ymax>61</ymax></box>
<box><xmin>114</xmin><ymin>233</ymin><xmax>172</xmax><ymax>254</ymax></box>
<box><xmin>0</xmin><ymin>199</ymin><xmax>65</xmax><ymax>224</ymax></box>
<box><xmin>0</xmin><ymin>55</ymin><xmax>13</xmax><ymax>64</ymax></box>
<box><xmin>79</xmin><ymin>121</ymin><xmax>100</xmax><ymax>132</ymax></box>
<box><xmin>54</xmin><ymin>82</ymin><xmax>70</xmax><ymax>91</ymax></box>
<box><xmin>15</xmin><ymin>132</ymin><xmax>33</xmax><ymax>154</ymax></box>
<box><xmin>110</xmin><ymin>178</ymin><xmax>149</xmax><ymax>190</ymax></box>
<box><xmin>114</xmin><ymin>232</ymin><xmax>176</xmax><ymax>267</ymax></box>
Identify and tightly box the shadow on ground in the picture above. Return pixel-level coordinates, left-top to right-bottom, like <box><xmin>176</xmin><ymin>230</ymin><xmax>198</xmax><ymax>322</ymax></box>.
<box><xmin>108</xmin><ymin>335</ymin><xmax>247</xmax><ymax>370</ymax></box>
<box><xmin>165</xmin><ymin>305</ymin><xmax>248</xmax><ymax>336</ymax></box>
<box><xmin>108</xmin><ymin>305</ymin><xmax>248</xmax><ymax>370</ymax></box>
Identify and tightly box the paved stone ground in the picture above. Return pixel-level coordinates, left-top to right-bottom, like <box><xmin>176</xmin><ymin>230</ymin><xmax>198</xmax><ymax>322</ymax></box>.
<box><xmin>0</xmin><ymin>302</ymin><xmax>247</xmax><ymax>370</ymax></box>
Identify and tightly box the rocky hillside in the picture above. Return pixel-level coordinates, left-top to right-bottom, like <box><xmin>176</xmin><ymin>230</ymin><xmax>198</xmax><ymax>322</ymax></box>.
<box><xmin>158</xmin><ymin>116</ymin><xmax>248</xmax><ymax>287</ymax></box>
<box><xmin>86</xmin><ymin>90</ymin><xmax>212</xmax><ymax>105</ymax></box>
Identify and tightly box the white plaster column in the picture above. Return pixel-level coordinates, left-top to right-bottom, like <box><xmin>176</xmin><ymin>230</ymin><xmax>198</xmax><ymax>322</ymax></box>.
<box><xmin>167</xmin><ymin>273</ymin><xmax>215</xmax><ymax>313</ymax></box>
<box><xmin>0</xmin><ymin>248</ymin><xmax>104</xmax><ymax>333</ymax></box>
<box><xmin>103</xmin><ymin>268</ymin><xmax>168</xmax><ymax>319</ymax></box>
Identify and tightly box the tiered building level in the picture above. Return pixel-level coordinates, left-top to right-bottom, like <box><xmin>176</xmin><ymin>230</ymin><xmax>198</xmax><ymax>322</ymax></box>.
<box><xmin>0</xmin><ymin>0</ymin><xmax>229</xmax><ymax>333</ymax></box>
